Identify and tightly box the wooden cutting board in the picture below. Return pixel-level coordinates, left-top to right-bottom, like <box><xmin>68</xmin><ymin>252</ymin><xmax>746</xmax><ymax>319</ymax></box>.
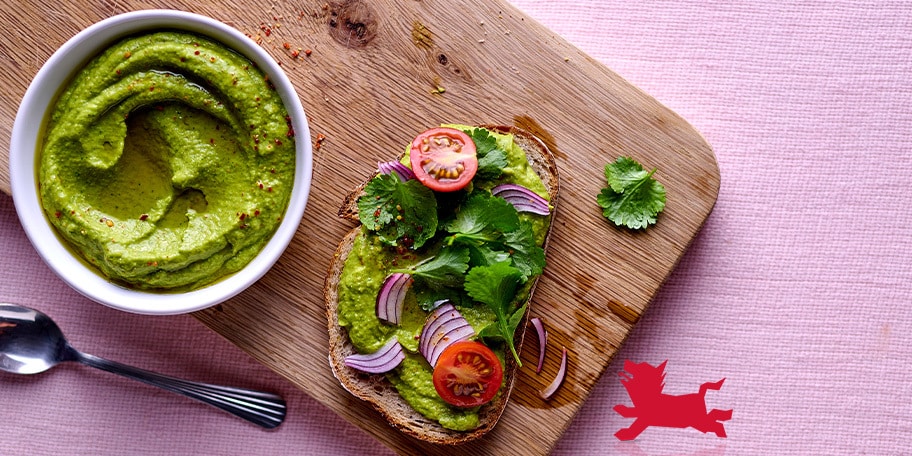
<box><xmin>0</xmin><ymin>1</ymin><xmax>719</xmax><ymax>454</ymax></box>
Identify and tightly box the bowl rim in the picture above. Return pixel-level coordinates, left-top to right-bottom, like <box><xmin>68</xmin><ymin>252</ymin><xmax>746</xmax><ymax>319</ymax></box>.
<box><xmin>9</xmin><ymin>9</ymin><xmax>313</xmax><ymax>315</ymax></box>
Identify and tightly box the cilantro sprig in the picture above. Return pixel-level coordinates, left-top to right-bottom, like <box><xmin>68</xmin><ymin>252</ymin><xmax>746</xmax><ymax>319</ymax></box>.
<box><xmin>445</xmin><ymin>193</ymin><xmax>545</xmax><ymax>280</ymax></box>
<box><xmin>463</xmin><ymin>127</ymin><xmax>508</xmax><ymax>180</ymax></box>
<box><xmin>358</xmin><ymin>173</ymin><xmax>438</xmax><ymax>249</ymax></box>
<box><xmin>464</xmin><ymin>261</ymin><xmax>526</xmax><ymax>365</ymax></box>
<box><xmin>391</xmin><ymin>247</ymin><xmax>469</xmax><ymax>289</ymax></box>
<box><xmin>597</xmin><ymin>156</ymin><xmax>666</xmax><ymax>229</ymax></box>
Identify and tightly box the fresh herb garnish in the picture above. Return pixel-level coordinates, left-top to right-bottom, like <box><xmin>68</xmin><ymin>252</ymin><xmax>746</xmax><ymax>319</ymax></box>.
<box><xmin>392</xmin><ymin>247</ymin><xmax>469</xmax><ymax>289</ymax></box>
<box><xmin>465</xmin><ymin>128</ymin><xmax>508</xmax><ymax>180</ymax></box>
<box><xmin>358</xmin><ymin>173</ymin><xmax>438</xmax><ymax>249</ymax></box>
<box><xmin>597</xmin><ymin>156</ymin><xmax>666</xmax><ymax>230</ymax></box>
<box><xmin>464</xmin><ymin>261</ymin><xmax>526</xmax><ymax>365</ymax></box>
<box><xmin>445</xmin><ymin>193</ymin><xmax>545</xmax><ymax>280</ymax></box>
<box><xmin>445</xmin><ymin>193</ymin><xmax>519</xmax><ymax>242</ymax></box>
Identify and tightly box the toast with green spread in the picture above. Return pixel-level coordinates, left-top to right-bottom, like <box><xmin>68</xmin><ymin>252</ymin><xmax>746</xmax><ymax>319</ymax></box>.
<box><xmin>324</xmin><ymin>124</ymin><xmax>559</xmax><ymax>444</ymax></box>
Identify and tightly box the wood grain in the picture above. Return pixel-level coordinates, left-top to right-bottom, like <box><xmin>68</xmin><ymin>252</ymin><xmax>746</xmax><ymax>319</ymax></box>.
<box><xmin>0</xmin><ymin>1</ymin><xmax>719</xmax><ymax>454</ymax></box>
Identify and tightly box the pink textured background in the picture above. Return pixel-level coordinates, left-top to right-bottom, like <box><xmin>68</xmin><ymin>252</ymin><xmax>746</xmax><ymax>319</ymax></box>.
<box><xmin>2</xmin><ymin>1</ymin><xmax>911</xmax><ymax>454</ymax></box>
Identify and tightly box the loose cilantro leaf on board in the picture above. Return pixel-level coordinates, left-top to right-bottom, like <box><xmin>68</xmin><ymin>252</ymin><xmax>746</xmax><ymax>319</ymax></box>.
<box><xmin>466</xmin><ymin>128</ymin><xmax>508</xmax><ymax>180</ymax></box>
<box><xmin>358</xmin><ymin>173</ymin><xmax>438</xmax><ymax>249</ymax></box>
<box><xmin>464</xmin><ymin>261</ymin><xmax>525</xmax><ymax>365</ymax></box>
<box><xmin>393</xmin><ymin>247</ymin><xmax>469</xmax><ymax>289</ymax></box>
<box><xmin>597</xmin><ymin>156</ymin><xmax>666</xmax><ymax>230</ymax></box>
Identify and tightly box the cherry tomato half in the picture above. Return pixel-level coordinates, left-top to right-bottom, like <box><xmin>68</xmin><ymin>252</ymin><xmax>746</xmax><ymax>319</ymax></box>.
<box><xmin>432</xmin><ymin>340</ymin><xmax>504</xmax><ymax>408</ymax></box>
<box><xmin>409</xmin><ymin>127</ymin><xmax>478</xmax><ymax>192</ymax></box>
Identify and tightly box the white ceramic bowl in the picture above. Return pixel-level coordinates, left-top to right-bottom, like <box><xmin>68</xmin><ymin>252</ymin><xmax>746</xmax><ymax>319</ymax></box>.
<box><xmin>10</xmin><ymin>10</ymin><xmax>313</xmax><ymax>315</ymax></box>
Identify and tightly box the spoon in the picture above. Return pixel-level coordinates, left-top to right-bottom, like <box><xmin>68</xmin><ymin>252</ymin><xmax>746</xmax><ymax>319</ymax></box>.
<box><xmin>0</xmin><ymin>303</ymin><xmax>286</xmax><ymax>429</ymax></box>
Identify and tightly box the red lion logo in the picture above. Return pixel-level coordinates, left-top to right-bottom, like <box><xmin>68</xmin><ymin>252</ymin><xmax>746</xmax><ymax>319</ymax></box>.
<box><xmin>614</xmin><ymin>360</ymin><xmax>732</xmax><ymax>440</ymax></box>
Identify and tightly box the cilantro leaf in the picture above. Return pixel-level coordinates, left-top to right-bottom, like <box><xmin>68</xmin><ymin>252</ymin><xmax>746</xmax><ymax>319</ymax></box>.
<box><xmin>358</xmin><ymin>173</ymin><xmax>438</xmax><ymax>248</ymax></box>
<box><xmin>479</xmin><ymin>303</ymin><xmax>526</xmax><ymax>345</ymax></box>
<box><xmin>445</xmin><ymin>194</ymin><xmax>545</xmax><ymax>278</ymax></box>
<box><xmin>597</xmin><ymin>156</ymin><xmax>666</xmax><ymax>230</ymax></box>
<box><xmin>464</xmin><ymin>262</ymin><xmax>524</xmax><ymax>365</ymax></box>
<box><xmin>394</xmin><ymin>247</ymin><xmax>469</xmax><ymax>289</ymax></box>
<box><xmin>465</xmin><ymin>128</ymin><xmax>507</xmax><ymax>179</ymax></box>
<box><xmin>465</xmin><ymin>244</ymin><xmax>511</xmax><ymax>268</ymax></box>
<box><xmin>445</xmin><ymin>193</ymin><xmax>519</xmax><ymax>244</ymax></box>
<box><xmin>502</xmin><ymin>220</ymin><xmax>546</xmax><ymax>279</ymax></box>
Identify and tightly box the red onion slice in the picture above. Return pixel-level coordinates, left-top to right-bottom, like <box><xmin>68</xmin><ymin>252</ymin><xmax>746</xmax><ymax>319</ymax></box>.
<box><xmin>376</xmin><ymin>273</ymin><xmax>412</xmax><ymax>325</ymax></box>
<box><xmin>427</xmin><ymin>321</ymin><xmax>475</xmax><ymax>368</ymax></box>
<box><xmin>419</xmin><ymin>301</ymin><xmax>454</xmax><ymax>356</ymax></box>
<box><xmin>378</xmin><ymin>161</ymin><xmax>415</xmax><ymax>182</ymax></box>
<box><xmin>419</xmin><ymin>303</ymin><xmax>475</xmax><ymax>367</ymax></box>
<box><xmin>531</xmin><ymin>317</ymin><xmax>548</xmax><ymax>374</ymax></box>
<box><xmin>344</xmin><ymin>338</ymin><xmax>405</xmax><ymax>374</ymax></box>
<box><xmin>492</xmin><ymin>184</ymin><xmax>550</xmax><ymax>215</ymax></box>
<box><xmin>539</xmin><ymin>347</ymin><xmax>568</xmax><ymax>400</ymax></box>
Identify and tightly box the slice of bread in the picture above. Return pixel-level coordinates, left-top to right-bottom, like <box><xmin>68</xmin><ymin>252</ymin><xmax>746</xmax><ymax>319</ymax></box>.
<box><xmin>324</xmin><ymin>125</ymin><xmax>560</xmax><ymax>444</ymax></box>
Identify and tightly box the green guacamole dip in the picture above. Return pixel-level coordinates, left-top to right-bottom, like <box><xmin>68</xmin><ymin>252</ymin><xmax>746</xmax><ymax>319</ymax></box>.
<box><xmin>337</xmin><ymin>126</ymin><xmax>550</xmax><ymax>431</ymax></box>
<box><xmin>39</xmin><ymin>31</ymin><xmax>295</xmax><ymax>290</ymax></box>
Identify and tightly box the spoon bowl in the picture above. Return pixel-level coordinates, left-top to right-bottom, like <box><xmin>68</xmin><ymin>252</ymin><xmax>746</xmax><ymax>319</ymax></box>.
<box><xmin>0</xmin><ymin>303</ymin><xmax>286</xmax><ymax>428</ymax></box>
<box><xmin>0</xmin><ymin>305</ymin><xmax>64</xmax><ymax>374</ymax></box>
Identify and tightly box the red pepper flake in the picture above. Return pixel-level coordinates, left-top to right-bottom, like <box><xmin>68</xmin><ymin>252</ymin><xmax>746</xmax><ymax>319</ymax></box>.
<box><xmin>180</xmin><ymin>57</ymin><xmax>186</xmax><ymax>62</ymax></box>
<box><xmin>123</xmin><ymin>51</ymin><xmax>131</xmax><ymax>59</ymax></box>
<box><xmin>115</xmin><ymin>69</ymin><xmax>122</xmax><ymax>75</ymax></box>
<box><xmin>305</xmin><ymin>49</ymin><xmax>312</xmax><ymax>57</ymax></box>
<box><xmin>283</xmin><ymin>42</ymin><xmax>291</xmax><ymax>50</ymax></box>
<box><xmin>274</xmin><ymin>139</ymin><xmax>282</xmax><ymax>145</ymax></box>
<box><xmin>254</xmin><ymin>210</ymin><xmax>261</xmax><ymax>217</ymax></box>
<box><xmin>149</xmin><ymin>86</ymin><xmax>155</xmax><ymax>91</ymax></box>
<box><xmin>194</xmin><ymin>50</ymin><xmax>200</xmax><ymax>55</ymax></box>
<box><xmin>267</xmin><ymin>187</ymin><xmax>273</xmax><ymax>192</ymax></box>
<box><xmin>209</xmin><ymin>138</ymin><xmax>215</xmax><ymax>144</ymax></box>
<box><xmin>270</xmin><ymin>168</ymin><xmax>277</xmax><ymax>174</ymax></box>
<box><xmin>139</xmin><ymin>214</ymin><xmax>149</xmax><ymax>221</ymax></box>
<box><xmin>314</xmin><ymin>133</ymin><xmax>327</xmax><ymax>150</ymax></box>
<box><xmin>54</xmin><ymin>210</ymin><xmax>62</xmax><ymax>219</ymax></box>
<box><xmin>210</xmin><ymin>57</ymin><xmax>216</xmax><ymax>63</ymax></box>
<box><xmin>239</xmin><ymin>213</ymin><xmax>247</xmax><ymax>220</ymax></box>
<box><xmin>258</xmin><ymin>182</ymin><xmax>264</xmax><ymax>189</ymax></box>
<box><xmin>291</xmin><ymin>49</ymin><xmax>300</xmax><ymax>58</ymax></box>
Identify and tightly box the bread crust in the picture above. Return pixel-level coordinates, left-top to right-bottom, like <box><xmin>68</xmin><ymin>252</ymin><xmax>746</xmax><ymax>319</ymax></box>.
<box><xmin>324</xmin><ymin>125</ymin><xmax>560</xmax><ymax>444</ymax></box>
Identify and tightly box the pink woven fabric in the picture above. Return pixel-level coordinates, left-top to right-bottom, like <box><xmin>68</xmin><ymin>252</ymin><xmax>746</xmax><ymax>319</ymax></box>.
<box><xmin>2</xmin><ymin>1</ymin><xmax>910</xmax><ymax>454</ymax></box>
